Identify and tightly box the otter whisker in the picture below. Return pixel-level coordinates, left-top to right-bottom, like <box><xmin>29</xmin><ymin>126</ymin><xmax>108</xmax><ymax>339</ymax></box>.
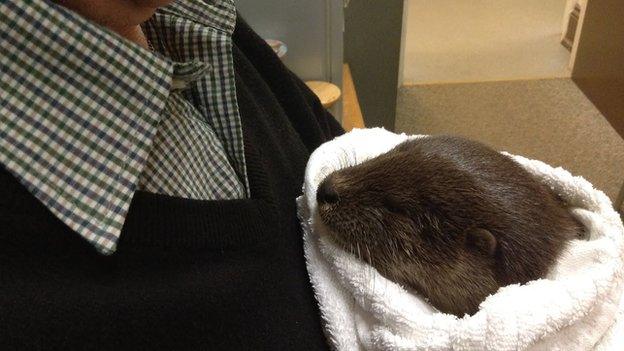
<box><xmin>357</xmin><ymin>242</ymin><xmax>361</xmax><ymax>261</ymax></box>
<box><xmin>366</xmin><ymin>243</ymin><xmax>375</xmax><ymax>291</ymax></box>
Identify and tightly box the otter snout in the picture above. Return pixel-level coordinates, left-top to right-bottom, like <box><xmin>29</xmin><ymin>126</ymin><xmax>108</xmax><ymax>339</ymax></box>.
<box><xmin>317</xmin><ymin>175</ymin><xmax>340</xmax><ymax>205</ymax></box>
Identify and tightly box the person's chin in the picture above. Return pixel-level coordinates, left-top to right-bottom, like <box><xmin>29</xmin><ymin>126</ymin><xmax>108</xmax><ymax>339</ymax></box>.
<box><xmin>132</xmin><ymin>0</ymin><xmax>175</xmax><ymax>7</ymax></box>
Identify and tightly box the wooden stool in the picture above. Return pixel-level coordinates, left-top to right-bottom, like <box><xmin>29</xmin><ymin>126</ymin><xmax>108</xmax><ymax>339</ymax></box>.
<box><xmin>305</xmin><ymin>81</ymin><xmax>341</xmax><ymax>109</ymax></box>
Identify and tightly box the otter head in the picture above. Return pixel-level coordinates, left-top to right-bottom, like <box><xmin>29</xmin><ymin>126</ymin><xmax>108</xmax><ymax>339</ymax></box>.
<box><xmin>315</xmin><ymin>141</ymin><xmax>501</xmax><ymax>316</ymax></box>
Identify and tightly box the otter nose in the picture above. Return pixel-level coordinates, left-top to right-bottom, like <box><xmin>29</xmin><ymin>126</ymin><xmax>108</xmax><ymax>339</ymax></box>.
<box><xmin>317</xmin><ymin>177</ymin><xmax>339</xmax><ymax>205</ymax></box>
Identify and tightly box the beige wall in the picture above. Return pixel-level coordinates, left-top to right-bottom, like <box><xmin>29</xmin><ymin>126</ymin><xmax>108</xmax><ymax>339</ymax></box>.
<box><xmin>400</xmin><ymin>0</ymin><xmax>571</xmax><ymax>84</ymax></box>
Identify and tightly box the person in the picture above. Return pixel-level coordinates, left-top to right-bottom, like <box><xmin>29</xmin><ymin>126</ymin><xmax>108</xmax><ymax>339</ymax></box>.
<box><xmin>0</xmin><ymin>0</ymin><xmax>343</xmax><ymax>349</ymax></box>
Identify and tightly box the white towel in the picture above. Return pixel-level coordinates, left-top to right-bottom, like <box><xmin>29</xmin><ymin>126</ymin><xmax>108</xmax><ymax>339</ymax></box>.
<box><xmin>298</xmin><ymin>128</ymin><xmax>624</xmax><ymax>351</ymax></box>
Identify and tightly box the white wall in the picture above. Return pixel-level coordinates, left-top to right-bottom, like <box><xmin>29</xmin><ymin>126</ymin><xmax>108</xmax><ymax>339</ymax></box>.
<box><xmin>236</xmin><ymin>0</ymin><xmax>343</xmax><ymax>118</ymax></box>
<box><xmin>399</xmin><ymin>0</ymin><xmax>571</xmax><ymax>85</ymax></box>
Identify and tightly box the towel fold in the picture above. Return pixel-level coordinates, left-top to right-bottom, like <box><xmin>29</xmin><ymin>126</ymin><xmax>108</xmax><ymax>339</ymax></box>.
<box><xmin>298</xmin><ymin>128</ymin><xmax>624</xmax><ymax>351</ymax></box>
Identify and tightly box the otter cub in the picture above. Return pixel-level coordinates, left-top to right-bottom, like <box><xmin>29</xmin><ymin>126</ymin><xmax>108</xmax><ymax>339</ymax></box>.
<box><xmin>316</xmin><ymin>135</ymin><xmax>583</xmax><ymax>317</ymax></box>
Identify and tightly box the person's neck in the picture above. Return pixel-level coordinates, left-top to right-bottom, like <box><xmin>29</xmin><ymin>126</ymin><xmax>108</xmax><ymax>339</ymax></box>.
<box><xmin>114</xmin><ymin>25</ymin><xmax>149</xmax><ymax>49</ymax></box>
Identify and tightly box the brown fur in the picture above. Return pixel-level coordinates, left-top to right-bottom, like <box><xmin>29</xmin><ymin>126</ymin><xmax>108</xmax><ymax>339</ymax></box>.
<box><xmin>316</xmin><ymin>135</ymin><xmax>584</xmax><ymax>316</ymax></box>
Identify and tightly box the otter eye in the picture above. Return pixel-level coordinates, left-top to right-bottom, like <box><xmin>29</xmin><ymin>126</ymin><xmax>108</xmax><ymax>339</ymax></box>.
<box><xmin>383</xmin><ymin>197</ymin><xmax>405</xmax><ymax>215</ymax></box>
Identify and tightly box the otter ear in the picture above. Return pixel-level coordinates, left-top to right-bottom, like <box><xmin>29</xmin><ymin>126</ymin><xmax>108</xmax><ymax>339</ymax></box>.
<box><xmin>465</xmin><ymin>228</ymin><xmax>497</xmax><ymax>256</ymax></box>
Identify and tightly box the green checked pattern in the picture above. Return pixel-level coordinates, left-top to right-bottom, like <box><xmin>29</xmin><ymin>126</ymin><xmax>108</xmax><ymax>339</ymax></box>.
<box><xmin>0</xmin><ymin>0</ymin><xmax>247</xmax><ymax>254</ymax></box>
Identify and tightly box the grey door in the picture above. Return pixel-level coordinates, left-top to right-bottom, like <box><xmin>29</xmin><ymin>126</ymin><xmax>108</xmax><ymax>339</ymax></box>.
<box><xmin>344</xmin><ymin>0</ymin><xmax>404</xmax><ymax>130</ymax></box>
<box><xmin>572</xmin><ymin>0</ymin><xmax>624</xmax><ymax>139</ymax></box>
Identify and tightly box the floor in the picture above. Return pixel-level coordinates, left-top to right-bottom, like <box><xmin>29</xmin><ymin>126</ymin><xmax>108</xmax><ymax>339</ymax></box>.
<box><xmin>342</xmin><ymin>64</ymin><xmax>365</xmax><ymax>131</ymax></box>
<box><xmin>395</xmin><ymin>78</ymin><xmax>624</xmax><ymax>206</ymax></box>
<box><xmin>400</xmin><ymin>0</ymin><xmax>572</xmax><ymax>84</ymax></box>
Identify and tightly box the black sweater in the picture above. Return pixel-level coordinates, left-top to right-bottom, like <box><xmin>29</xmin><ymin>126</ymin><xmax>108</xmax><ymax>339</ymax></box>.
<box><xmin>0</xmin><ymin>18</ymin><xmax>343</xmax><ymax>350</ymax></box>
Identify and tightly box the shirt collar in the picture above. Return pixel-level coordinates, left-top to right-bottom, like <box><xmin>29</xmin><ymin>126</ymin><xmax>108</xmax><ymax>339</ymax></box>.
<box><xmin>156</xmin><ymin>0</ymin><xmax>237</xmax><ymax>34</ymax></box>
<box><xmin>171</xmin><ymin>60</ymin><xmax>213</xmax><ymax>90</ymax></box>
<box><xmin>0</xmin><ymin>0</ymin><xmax>213</xmax><ymax>254</ymax></box>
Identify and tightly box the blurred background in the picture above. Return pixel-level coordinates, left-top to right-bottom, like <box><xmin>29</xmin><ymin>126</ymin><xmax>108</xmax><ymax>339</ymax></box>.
<box><xmin>237</xmin><ymin>0</ymin><xmax>623</xmax><ymax>212</ymax></box>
